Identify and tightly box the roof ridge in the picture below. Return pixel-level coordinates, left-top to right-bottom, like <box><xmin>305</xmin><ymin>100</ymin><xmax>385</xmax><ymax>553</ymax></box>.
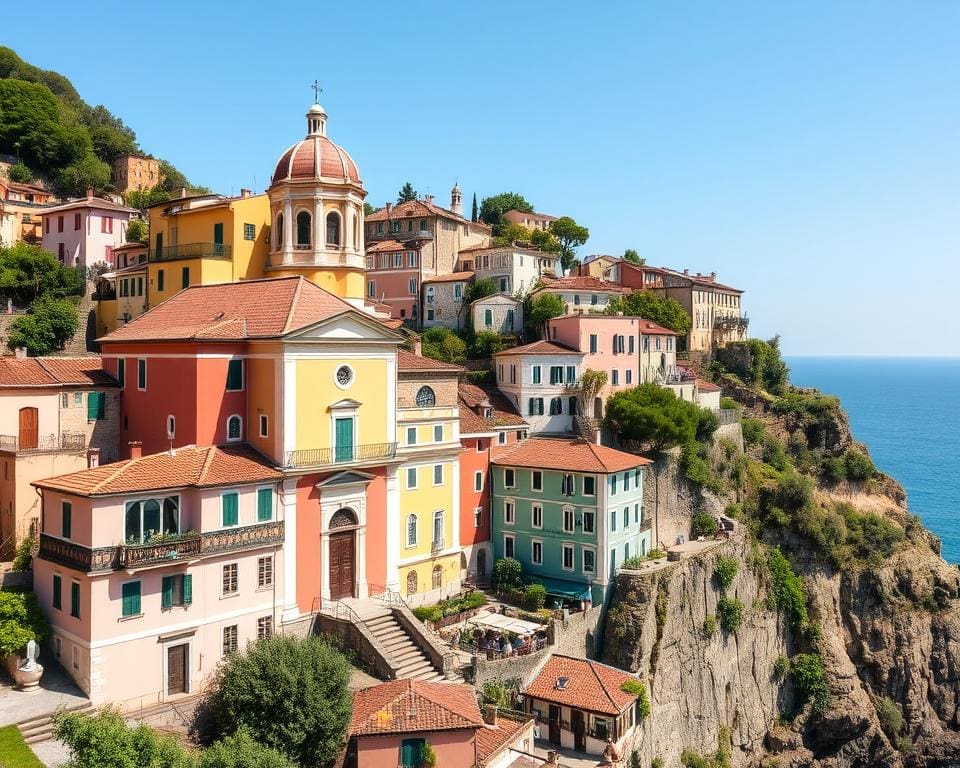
<box><xmin>90</xmin><ymin>455</ymin><xmax>137</xmax><ymax>494</ymax></box>
<box><xmin>589</xmin><ymin>658</ymin><xmax>620</xmax><ymax>711</ymax></box>
<box><xmin>196</xmin><ymin>445</ymin><xmax>219</xmax><ymax>485</ymax></box>
<box><xmin>283</xmin><ymin>277</ymin><xmax>306</xmax><ymax>335</ymax></box>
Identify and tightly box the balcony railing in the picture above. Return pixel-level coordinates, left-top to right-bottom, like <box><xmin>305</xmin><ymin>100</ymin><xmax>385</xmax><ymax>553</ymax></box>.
<box><xmin>714</xmin><ymin>314</ymin><xmax>749</xmax><ymax>329</ymax></box>
<box><xmin>283</xmin><ymin>442</ymin><xmax>397</xmax><ymax>469</ymax></box>
<box><xmin>366</xmin><ymin>228</ymin><xmax>433</xmax><ymax>243</ymax></box>
<box><xmin>431</xmin><ymin>538</ymin><xmax>445</xmax><ymax>553</ymax></box>
<box><xmin>0</xmin><ymin>433</ymin><xmax>87</xmax><ymax>455</ymax></box>
<box><xmin>39</xmin><ymin>521</ymin><xmax>285</xmax><ymax>573</ymax></box>
<box><xmin>149</xmin><ymin>242</ymin><xmax>232</xmax><ymax>261</ymax></box>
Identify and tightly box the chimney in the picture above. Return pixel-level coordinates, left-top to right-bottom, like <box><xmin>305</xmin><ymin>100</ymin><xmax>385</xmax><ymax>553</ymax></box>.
<box><xmin>483</xmin><ymin>705</ymin><xmax>498</xmax><ymax>727</ymax></box>
<box><xmin>87</xmin><ymin>448</ymin><xmax>100</xmax><ymax>468</ymax></box>
<box><xmin>86</xmin><ymin>187</ymin><xmax>94</xmax><ymax>200</ymax></box>
<box><xmin>710</xmin><ymin>271</ymin><xmax>717</xmax><ymax>280</ymax></box>
<box><xmin>424</xmin><ymin>194</ymin><xmax>434</xmax><ymax>205</ymax></box>
<box><xmin>14</xmin><ymin>347</ymin><xmax>27</xmax><ymax>360</ymax></box>
<box><xmin>128</xmin><ymin>441</ymin><xmax>142</xmax><ymax>459</ymax></box>
<box><xmin>180</xmin><ymin>187</ymin><xmax>188</xmax><ymax>198</ymax></box>
<box><xmin>385</xmin><ymin>202</ymin><xmax>392</xmax><ymax>217</ymax></box>
<box><xmin>683</xmin><ymin>269</ymin><xmax>689</xmax><ymax>276</ymax></box>
<box><xmin>240</xmin><ymin>188</ymin><xmax>252</xmax><ymax>198</ymax></box>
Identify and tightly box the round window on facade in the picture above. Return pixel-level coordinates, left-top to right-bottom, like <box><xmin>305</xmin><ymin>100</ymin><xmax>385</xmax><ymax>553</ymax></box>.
<box><xmin>335</xmin><ymin>365</ymin><xmax>354</xmax><ymax>389</ymax></box>
<box><xmin>415</xmin><ymin>386</ymin><xmax>436</xmax><ymax>407</ymax></box>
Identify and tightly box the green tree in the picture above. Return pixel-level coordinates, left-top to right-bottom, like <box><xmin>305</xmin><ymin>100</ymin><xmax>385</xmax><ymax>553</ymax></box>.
<box><xmin>363</xmin><ymin>202</ymin><xmax>378</xmax><ymax>217</ymax></box>
<box><xmin>528</xmin><ymin>293</ymin><xmax>564</xmax><ymax>333</ymax></box>
<box><xmin>470</xmin><ymin>331</ymin><xmax>506</xmax><ymax>358</ymax></box>
<box><xmin>0</xmin><ymin>589</ymin><xmax>49</xmax><ymax>656</ymax></box>
<box><xmin>126</xmin><ymin>187</ymin><xmax>171</xmax><ymax>210</ymax></box>
<box><xmin>492</xmin><ymin>222</ymin><xmax>532</xmax><ymax>247</ymax></box>
<box><xmin>397</xmin><ymin>181</ymin><xmax>418</xmax><ymax>203</ymax></box>
<box><xmin>463</xmin><ymin>277</ymin><xmax>497</xmax><ymax>305</ymax></box>
<box><xmin>604</xmin><ymin>383</ymin><xmax>700</xmax><ymax>451</ymax></box>
<box><xmin>200</xmin><ymin>728</ymin><xmax>295</xmax><ymax>768</ymax></box>
<box><xmin>55</xmin><ymin>153</ymin><xmax>112</xmax><ymax>197</ymax></box>
<box><xmin>492</xmin><ymin>557</ymin><xmax>522</xmax><ymax>591</ymax></box>
<box><xmin>53</xmin><ymin>709</ymin><xmax>195</xmax><ymax>768</ymax></box>
<box><xmin>7</xmin><ymin>295</ymin><xmax>80</xmax><ymax>355</ymax></box>
<box><xmin>530</xmin><ymin>227</ymin><xmax>561</xmax><ymax>253</ymax></box>
<box><xmin>0</xmin><ymin>79</ymin><xmax>89</xmax><ymax>173</ymax></box>
<box><xmin>0</xmin><ymin>241</ymin><xmax>84</xmax><ymax>305</ymax></box>
<box><xmin>605</xmin><ymin>291</ymin><xmax>692</xmax><ymax>336</ymax></box>
<box><xmin>471</xmin><ymin>192</ymin><xmax>478</xmax><ymax>222</ymax></box>
<box><xmin>421</xmin><ymin>327</ymin><xmax>467</xmax><ymax>364</ymax></box>
<box><xmin>6</xmin><ymin>162</ymin><xmax>32</xmax><ymax>183</ymax></box>
<box><xmin>125</xmin><ymin>219</ymin><xmax>148</xmax><ymax>244</ymax></box>
<box><xmin>622</xmin><ymin>249</ymin><xmax>645</xmax><ymax>265</ymax></box>
<box><xmin>207</xmin><ymin>635</ymin><xmax>352</xmax><ymax>768</ymax></box>
<box><xmin>549</xmin><ymin>216</ymin><xmax>589</xmax><ymax>271</ymax></box>
<box><xmin>479</xmin><ymin>192</ymin><xmax>533</xmax><ymax>230</ymax></box>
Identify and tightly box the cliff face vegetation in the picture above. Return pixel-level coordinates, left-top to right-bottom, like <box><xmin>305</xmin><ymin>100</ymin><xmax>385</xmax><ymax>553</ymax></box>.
<box><xmin>602</xmin><ymin>340</ymin><xmax>960</xmax><ymax>767</ymax></box>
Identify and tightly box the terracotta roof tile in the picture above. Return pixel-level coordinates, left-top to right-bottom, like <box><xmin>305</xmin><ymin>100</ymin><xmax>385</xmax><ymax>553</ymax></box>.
<box><xmin>271</xmin><ymin>136</ymin><xmax>361</xmax><ymax>184</ymax></box>
<box><xmin>492</xmin><ymin>340</ymin><xmax>580</xmax><ymax>357</ymax></box>
<box><xmin>476</xmin><ymin>713</ymin><xmax>532</xmax><ymax>766</ymax></box>
<box><xmin>637</xmin><ymin>319</ymin><xmax>678</xmax><ymax>336</ymax></box>
<box><xmin>350</xmin><ymin>680</ymin><xmax>483</xmax><ymax>736</ymax></box>
<box><xmin>697</xmin><ymin>379</ymin><xmax>722</xmax><ymax>392</ymax></box>
<box><xmin>458</xmin><ymin>382</ymin><xmax>527</xmax><ymax>430</ymax></box>
<box><xmin>398</xmin><ymin>350</ymin><xmax>463</xmax><ymax>373</ymax></box>
<box><xmin>99</xmin><ymin>277</ymin><xmax>356</xmax><ymax>343</ymax></box>
<box><xmin>365</xmin><ymin>199</ymin><xmax>490</xmax><ymax>230</ymax></box>
<box><xmin>523</xmin><ymin>655</ymin><xmax>639</xmax><ymax>716</ymax></box>
<box><xmin>422</xmin><ymin>271</ymin><xmax>474</xmax><ymax>284</ymax></box>
<box><xmin>493</xmin><ymin>437</ymin><xmax>650</xmax><ymax>474</ymax></box>
<box><xmin>365</xmin><ymin>240</ymin><xmax>406</xmax><ymax>253</ymax></box>
<box><xmin>0</xmin><ymin>357</ymin><xmax>117</xmax><ymax>389</ymax></box>
<box><xmin>33</xmin><ymin>444</ymin><xmax>281</xmax><ymax>497</ymax></box>
<box><xmin>535</xmin><ymin>276</ymin><xmax>627</xmax><ymax>294</ymax></box>
<box><xmin>459</xmin><ymin>405</ymin><xmax>494</xmax><ymax>435</ymax></box>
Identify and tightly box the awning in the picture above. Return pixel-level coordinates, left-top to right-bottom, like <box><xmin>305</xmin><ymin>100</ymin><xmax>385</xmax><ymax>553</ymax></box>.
<box><xmin>526</xmin><ymin>576</ymin><xmax>592</xmax><ymax>601</ymax></box>
<box><xmin>470</xmin><ymin>612</ymin><xmax>544</xmax><ymax>636</ymax></box>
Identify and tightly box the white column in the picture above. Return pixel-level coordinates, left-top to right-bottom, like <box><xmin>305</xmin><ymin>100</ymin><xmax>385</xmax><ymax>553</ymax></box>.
<box><xmin>314</xmin><ymin>196</ymin><xmax>324</xmax><ymax>263</ymax></box>
<box><xmin>281</xmin><ymin>476</ymin><xmax>299</xmax><ymax>621</ymax></box>
<box><xmin>320</xmin><ymin>531</ymin><xmax>330</xmax><ymax>602</ymax></box>
<box><xmin>344</xmin><ymin>204</ymin><xmax>355</xmax><ymax>259</ymax></box>
<box><xmin>282</xmin><ymin>199</ymin><xmax>293</xmax><ymax>263</ymax></box>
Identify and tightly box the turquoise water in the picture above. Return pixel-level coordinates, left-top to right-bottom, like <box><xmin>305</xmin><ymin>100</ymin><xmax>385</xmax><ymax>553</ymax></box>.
<box><xmin>785</xmin><ymin>357</ymin><xmax>960</xmax><ymax>564</ymax></box>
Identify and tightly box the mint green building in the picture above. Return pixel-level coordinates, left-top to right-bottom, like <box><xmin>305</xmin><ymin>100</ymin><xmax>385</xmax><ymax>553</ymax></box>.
<box><xmin>491</xmin><ymin>437</ymin><xmax>651</xmax><ymax>604</ymax></box>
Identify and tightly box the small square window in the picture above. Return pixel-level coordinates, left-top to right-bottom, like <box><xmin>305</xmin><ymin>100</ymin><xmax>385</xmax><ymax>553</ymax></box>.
<box><xmin>243</xmin><ymin>223</ymin><xmax>256</xmax><ymax>240</ymax></box>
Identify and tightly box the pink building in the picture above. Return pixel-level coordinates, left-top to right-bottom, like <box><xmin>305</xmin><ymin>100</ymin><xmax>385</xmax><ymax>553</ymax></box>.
<box><xmin>33</xmin><ymin>444</ymin><xmax>285</xmax><ymax>708</ymax></box>
<box><xmin>41</xmin><ymin>192</ymin><xmax>135</xmax><ymax>269</ymax></box>
<box><xmin>365</xmin><ymin>239</ymin><xmax>421</xmax><ymax>322</ymax></box>
<box><xmin>345</xmin><ymin>679</ymin><xmax>535</xmax><ymax>768</ymax></box>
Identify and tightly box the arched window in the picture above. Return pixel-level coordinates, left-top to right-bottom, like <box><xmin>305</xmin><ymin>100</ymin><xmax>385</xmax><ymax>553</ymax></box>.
<box><xmin>432</xmin><ymin>565</ymin><xmax>442</xmax><ymax>590</ymax></box>
<box><xmin>227</xmin><ymin>415</ymin><xmax>242</xmax><ymax>441</ymax></box>
<box><xmin>432</xmin><ymin>511</ymin><xmax>443</xmax><ymax>549</ymax></box>
<box><xmin>276</xmin><ymin>212</ymin><xmax>284</xmax><ymax>248</ymax></box>
<box><xmin>406</xmin><ymin>514</ymin><xmax>418</xmax><ymax>547</ymax></box>
<box><xmin>326</xmin><ymin>212</ymin><xmax>341</xmax><ymax>246</ymax></box>
<box><xmin>415</xmin><ymin>386</ymin><xmax>436</xmax><ymax>407</ymax></box>
<box><xmin>406</xmin><ymin>570</ymin><xmax>418</xmax><ymax>596</ymax></box>
<box><xmin>296</xmin><ymin>211</ymin><xmax>311</xmax><ymax>248</ymax></box>
<box><xmin>330</xmin><ymin>508</ymin><xmax>357</xmax><ymax>528</ymax></box>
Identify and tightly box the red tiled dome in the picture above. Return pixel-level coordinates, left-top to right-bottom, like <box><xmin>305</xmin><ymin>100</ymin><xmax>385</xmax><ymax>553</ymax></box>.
<box><xmin>271</xmin><ymin>136</ymin><xmax>361</xmax><ymax>185</ymax></box>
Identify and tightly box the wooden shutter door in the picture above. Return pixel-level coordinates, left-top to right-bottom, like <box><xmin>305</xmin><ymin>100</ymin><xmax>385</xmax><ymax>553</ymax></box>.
<box><xmin>18</xmin><ymin>407</ymin><xmax>38</xmax><ymax>450</ymax></box>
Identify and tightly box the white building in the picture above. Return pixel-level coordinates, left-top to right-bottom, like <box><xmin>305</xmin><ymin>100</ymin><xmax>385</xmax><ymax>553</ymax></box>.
<box><xmin>41</xmin><ymin>193</ymin><xmax>135</xmax><ymax>269</ymax></box>
<box><xmin>471</xmin><ymin>293</ymin><xmax>523</xmax><ymax>335</ymax></box>
<box><xmin>461</xmin><ymin>245</ymin><xmax>560</xmax><ymax>297</ymax></box>
<box><xmin>530</xmin><ymin>276</ymin><xmax>626</xmax><ymax>315</ymax></box>
<box><xmin>493</xmin><ymin>341</ymin><xmax>584</xmax><ymax>434</ymax></box>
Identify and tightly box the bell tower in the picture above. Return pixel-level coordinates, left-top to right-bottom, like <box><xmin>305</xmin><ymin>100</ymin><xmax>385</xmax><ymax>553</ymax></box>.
<box><xmin>450</xmin><ymin>182</ymin><xmax>463</xmax><ymax>217</ymax></box>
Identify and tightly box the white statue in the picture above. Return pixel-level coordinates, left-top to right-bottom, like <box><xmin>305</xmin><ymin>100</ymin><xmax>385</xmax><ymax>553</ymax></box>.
<box><xmin>20</xmin><ymin>638</ymin><xmax>39</xmax><ymax>672</ymax></box>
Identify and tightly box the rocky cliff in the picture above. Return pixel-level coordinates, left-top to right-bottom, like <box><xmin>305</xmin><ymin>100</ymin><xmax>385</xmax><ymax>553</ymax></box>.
<box><xmin>600</xmin><ymin>379</ymin><xmax>960</xmax><ymax>767</ymax></box>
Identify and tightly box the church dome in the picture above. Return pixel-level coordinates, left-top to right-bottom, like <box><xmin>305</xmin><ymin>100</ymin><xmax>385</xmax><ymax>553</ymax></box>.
<box><xmin>270</xmin><ymin>103</ymin><xmax>361</xmax><ymax>186</ymax></box>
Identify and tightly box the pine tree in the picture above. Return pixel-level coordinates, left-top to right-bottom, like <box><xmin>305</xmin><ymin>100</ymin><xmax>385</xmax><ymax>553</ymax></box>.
<box><xmin>397</xmin><ymin>182</ymin><xmax>418</xmax><ymax>203</ymax></box>
<box><xmin>471</xmin><ymin>192</ymin><xmax>478</xmax><ymax>222</ymax></box>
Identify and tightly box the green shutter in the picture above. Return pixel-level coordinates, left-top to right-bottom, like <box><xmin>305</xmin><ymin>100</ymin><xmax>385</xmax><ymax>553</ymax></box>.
<box><xmin>257</xmin><ymin>488</ymin><xmax>272</xmax><ymax>521</ymax></box>
<box><xmin>117</xmin><ymin>358</ymin><xmax>125</xmax><ymax>388</ymax></box>
<box><xmin>485</xmin><ymin>309</ymin><xmax>492</xmax><ymax>326</ymax></box>
<box><xmin>122</xmin><ymin>581</ymin><xmax>140</xmax><ymax>617</ymax></box>
<box><xmin>161</xmin><ymin>575</ymin><xmax>173</xmax><ymax>610</ymax></box>
<box><xmin>213</xmin><ymin>222</ymin><xmax>224</xmax><ymax>245</ymax></box>
<box><xmin>183</xmin><ymin>574</ymin><xmax>193</xmax><ymax>606</ymax></box>
<box><xmin>138</xmin><ymin>359</ymin><xmax>146</xmax><ymax>389</ymax></box>
<box><xmin>222</xmin><ymin>493</ymin><xmax>239</xmax><ymax>526</ymax></box>
<box><xmin>334</xmin><ymin>418</ymin><xmax>354</xmax><ymax>463</ymax></box>
<box><xmin>87</xmin><ymin>392</ymin><xmax>105</xmax><ymax>420</ymax></box>
<box><xmin>52</xmin><ymin>574</ymin><xmax>62</xmax><ymax>610</ymax></box>
<box><xmin>70</xmin><ymin>582</ymin><xmax>80</xmax><ymax>618</ymax></box>
<box><xmin>62</xmin><ymin>502</ymin><xmax>71</xmax><ymax>538</ymax></box>
<box><xmin>226</xmin><ymin>359</ymin><xmax>243</xmax><ymax>391</ymax></box>
<box><xmin>157</xmin><ymin>269</ymin><xmax>164</xmax><ymax>292</ymax></box>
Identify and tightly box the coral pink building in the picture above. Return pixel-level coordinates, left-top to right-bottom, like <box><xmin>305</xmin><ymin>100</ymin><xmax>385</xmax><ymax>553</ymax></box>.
<box><xmin>365</xmin><ymin>240</ymin><xmax>421</xmax><ymax>323</ymax></box>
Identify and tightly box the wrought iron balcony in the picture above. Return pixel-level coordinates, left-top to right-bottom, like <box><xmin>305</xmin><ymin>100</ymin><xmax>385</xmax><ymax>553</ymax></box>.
<box><xmin>0</xmin><ymin>433</ymin><xmax>86</xmax><ymax>455</ymax></box>
<box><xmin>39</xmin><ymin>521</ymin><xmax>285</xmax><ymax>573</ymax></box>
<box><xmin>366</xmin><ymin>228</ymin><xmax>433</xmax><ymax>243</ymax></box>
<box><xmin>714</xmin><ymin>314</ymin><xmax>749</xmax><ymax>329</ymax></box>
<box><xmin>283</xmin><ymin>442</ymin><xmax>398</xmax><ymax>470</ymax></box>
<box><xmin>149</xmin><ymin>242</ymin><xmax>232</xmax><ymax>261</ymax></box>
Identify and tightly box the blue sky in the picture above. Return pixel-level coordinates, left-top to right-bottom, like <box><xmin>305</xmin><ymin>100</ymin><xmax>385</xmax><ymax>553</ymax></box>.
<box><xmin>8</xmin><ymin>1</ymin><xmax>959</xmax><ymax>355</ymax></box>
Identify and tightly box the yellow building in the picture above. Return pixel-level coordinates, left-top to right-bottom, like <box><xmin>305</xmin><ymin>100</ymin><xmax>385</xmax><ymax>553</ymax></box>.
<box><xmin>393</xmin><ymin>351</ymin><xmax>463</xmax><ymax>606</ymax></box>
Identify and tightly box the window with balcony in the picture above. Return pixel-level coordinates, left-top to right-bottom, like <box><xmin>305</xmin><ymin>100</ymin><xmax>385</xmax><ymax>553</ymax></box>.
<box><xmin>124</xmin><ymin>497</ymin><xmax>180</xmax><ymax>544</ymax></box>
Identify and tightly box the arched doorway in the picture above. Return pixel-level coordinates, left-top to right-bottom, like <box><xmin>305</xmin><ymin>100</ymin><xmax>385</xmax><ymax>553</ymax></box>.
<box><xmin>328</xmin><ymin>508</ymin><xmax>357</xmax><ymax>599</ymax></box>
<box><xmin>476</xmin><ymin>549</ymin><xmax>487</xmax><ymax>579</ymax></box>
<box><xmin>593</xmin><ymin>397</ymin><xmax>603</xmax><ymax>420</ymax></box>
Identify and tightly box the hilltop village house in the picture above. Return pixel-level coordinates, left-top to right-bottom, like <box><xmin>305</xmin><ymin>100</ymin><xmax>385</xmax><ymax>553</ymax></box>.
<box><xmin>40</xmin><ymin>192</ymin><xmax>136</xmax><ymax>270</ymax></box>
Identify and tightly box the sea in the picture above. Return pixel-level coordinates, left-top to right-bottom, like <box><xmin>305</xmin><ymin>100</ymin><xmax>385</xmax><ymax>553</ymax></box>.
<box><xmin>785</xmin><ymin>357</ymin><xmax>960</xmax><ymax>564</ymax></box>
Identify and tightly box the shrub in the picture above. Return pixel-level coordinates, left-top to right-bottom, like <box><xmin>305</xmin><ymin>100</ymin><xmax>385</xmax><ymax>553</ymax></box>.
<box><xmin>681</xmin><ymin>441</ymin><xmax>724</xmax><ymax>493</ymax></box>
<box><xmin>11</xmin><ymin>537</ymin><xmax>33</xmax><ymax>571</ymax></box>
<box><xmin>620</xmin><ymin>556</ymin><xmax>645</xmax><ymax>570</ymax></box>
<box><xmin>7</xmin><ymin>295</ymin><xmax>79</xmax><ymax>356</ymax></box>
<box><xmin>790</xmin><ymin>653</ymin><xmax>830</xmax><ymax>714</ymax></box>
<box><xmin>822</xmin><ymin>455</ymin><xmax>846</xmax><ymax>483</ymax></box>
<box><xmin>420</xmin><ymin>742</ymin><xmax>437</xmax><ymax>768</ymax></box>
<box><xmin>651</xmin><ymin>758</ymin><xmax>664</xmax><ymax>768</ymax></box>
<box><xmin>837</xmin><ymin>503</ymin><xmax>905</xmax><ymax>566</ymax></box>
<box><xmin>207</xmin><ymin>635</ymin><xmax>352</xmax><ymax>767</ymax></box>
<box><xmin>125</xmin><ymin>218</ymin><xmax>148</xmax><ymax>244</ymax></box>
<box><xmin>482</xmin><ymin>680</ymin><xmax>512</xmax><ymax>709</ymax></box>
<box><xmin>53</xmin><ymin>709</ymin><xmax>195</xmax><ymax>768</ymax></box>
<box><xmin>604</xmin><ymin>384</ymin><xmax>699</xmax><ymax>451</ymax></box>
<box><xmin>773</xmin><ymin>655</ymin><xmax>790</xmax><ymax>680</ymax></box>
<box><xmin>691</xmin><ymin>511</ymin><xmax>719</xmax><ymax>539</ymax></box>
<box><xmin>522</xmin><ymin>584</ymin><xmax>547</xmax><ymax>611</ymax></box>
<box><xmin>741</xmin><ymin>418</ymin><xmax>764</xmax><ymax>446</ymax></box>
<box><xmin>696</xmin><ymin>408</ymin><xmax>720</xmax><ymax>442</ymax></box>
<box><xmin>6</xmin><ymin>162</ymin><xmax>33</xmax><ymax>183</ymax></box>
<box><xmin>876</xmin><ymin>697</ymin><xmax>904</xmax><ymax>743</ymax></box>
<box><xmin>844</xmin><ymin>449</ymin><xmax>876</xmax><ymax>481</ymax></box>
<box><xmin>767</xmin><ymin>547</ymin><xmax>808</xmax><ymax>627</ymax></box>
<box><xmin>717</xmin><ymin>596</ymin><xmax>744</xmax><ymax>633</ymax></box>
<box><xmin>620</xmin><ymin>679</ymin><xmax>651</xmax><ymax>719</ymax></box>
<box><xmin>492</xmin><ymin>557</ymin><xmax>522</xmax><ymax>592</ymax></box>
<box><xmin>648</xmin><ymin>548</ymin><xmax>667</xmax><ymax>560</ymax></box>
<box><xmin>413</xmin><ymin>606</ymin><xmax>442</xmax><ymax>623</ymax></box>
<box><xmin>469</xmin><ymin>331</ymin><xmax>505</xmax><ymax>358</ymax></box>
<box><xmin>713</xmin><ymin>557</ymin><xmax>738</xmax><ymax>591</ymax></box>
<box><xmin>200</xmin><ymin>727</ymin><xmax>296</xmax><ymax>768</ymax></box>
<box><xmin>420</xmin><ymin>327</ymin><xmax>467</xmax><ymax>364</ymax></box>
<box><xmin>761</xmin><ymin>436</ymin><xmax>790</xmax><ymax>472</ymax></box>
<box><xmin>0</xmin><ymin>589</ymin><xmax>49</xmax><ymax>656</ymax></box>
<box><xmin>720</xmin><ymin>397</ymin><xmax>739</xmax><ymax>410</ymax></box>
<box><xmin>703</xmin><ymin>615</ymin><xmax>717</xmax><ymax>638</ymax></box>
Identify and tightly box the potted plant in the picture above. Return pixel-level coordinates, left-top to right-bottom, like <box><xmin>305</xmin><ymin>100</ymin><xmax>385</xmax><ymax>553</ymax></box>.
<box><xmin>0</xmin><ymin>590</ymin><xmax>50</xmax><ymax>689</ymax></box>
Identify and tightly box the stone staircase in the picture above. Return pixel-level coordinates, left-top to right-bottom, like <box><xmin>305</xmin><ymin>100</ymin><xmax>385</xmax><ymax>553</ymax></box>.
<box><xmin>17</xmin><ymin>700</ymin><xmax>94</xmax><ymax>745</ymax></box>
